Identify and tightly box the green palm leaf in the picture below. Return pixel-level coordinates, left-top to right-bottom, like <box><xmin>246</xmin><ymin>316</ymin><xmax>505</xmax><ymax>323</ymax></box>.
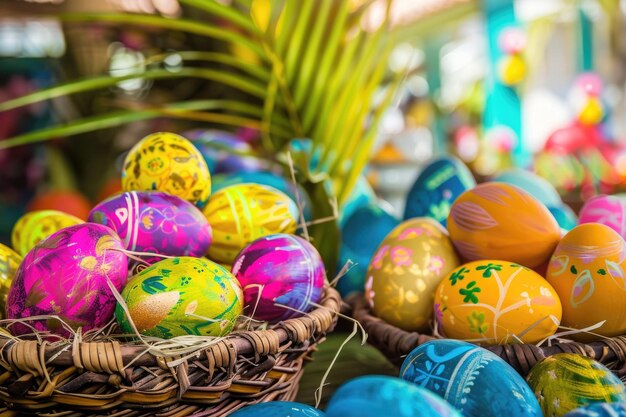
<box><xmin>0</xmin><ymin>0</ymin><xmax>402</xmax><ymax>269</ymax></box>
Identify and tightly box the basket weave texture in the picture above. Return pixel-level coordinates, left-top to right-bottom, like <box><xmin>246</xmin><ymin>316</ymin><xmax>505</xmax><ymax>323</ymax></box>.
<box><xmin>352</xmin><ymin>295</ymin><xmax>626</xmax><ymax>377</ymax></box>
<box><xmin>0</xmin><ymin>287</ymin><xmax>341</xmax><ymax>417</ymax></box>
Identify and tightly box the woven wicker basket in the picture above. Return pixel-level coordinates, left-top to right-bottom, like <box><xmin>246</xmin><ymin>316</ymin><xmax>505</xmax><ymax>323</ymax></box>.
<box><xmin>0</xmin><ymin>286</ymin><xmax>340</xmax><ymax>416</ymax></box>
<box><xmin>351</xmin><ymin>295</ymin><xmax>626</xmax><ymax>378</ymax></box>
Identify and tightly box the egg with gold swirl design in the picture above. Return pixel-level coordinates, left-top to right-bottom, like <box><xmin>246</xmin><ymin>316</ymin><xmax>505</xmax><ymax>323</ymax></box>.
<box><xmin>116</xmin><ymin>257</ymin><xmax>243</xmax><ymax>338</ymax></box>
<box><xmin>122</xmin><ymin>132</ymin><xmax>212</xmax><ymax>208</ymax></box>
<box><xmin>435</xmin><ymin>260</ymin><xmax>562</xmax><ymax>344</ymax></box>
<box><xmin>12</xmin><ymin>210</ymin><xmax>84</xmax><ymax>256</ymax></box>
<box><xmin>365</xmin><ymin>217</ymin><xmax>459</xmax><ymax>332</ymax></box>
<box><xmin>447</xmin><ymin>182</ymin><xmax>561</xmax><ymax>268</ymax></box>
<box><xmin>203</xmin><ymin>184</ymin><xmax>299</xmax><ymax>264</ymax></box>
<box><xmin>527</xmin><ymin>353</ymin><xmax>626</xmax><ymax>417</ymax></box>
<box><xmin>0</xmin><ymin>243</ymin><xmax>21</xmax><ymax>319</ymax></box>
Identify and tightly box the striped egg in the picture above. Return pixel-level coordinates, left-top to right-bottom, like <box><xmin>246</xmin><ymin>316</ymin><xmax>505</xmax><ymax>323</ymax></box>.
<box><xmin>527</xmin><ymin>354</ymin><xmax>626</xmax><ymax>417</ymax></box>
<box><xmin>89</xmin><ymin>191</ymin><xmax>212</xmax><ymax>258</ymax></box>
<box><xmin>203</xmin><ymin>184</ymin><xmax>298</xmax><ymax>264</ymax></box>
<box><xmin>232</xmin><ymin>234</ymin><xmax>325</xmax><ymax>323</ymax></box>
<box><xmin>11</xmin><ymin>210</ymin><xmax>84</xmax><ymax>256</ymax></box>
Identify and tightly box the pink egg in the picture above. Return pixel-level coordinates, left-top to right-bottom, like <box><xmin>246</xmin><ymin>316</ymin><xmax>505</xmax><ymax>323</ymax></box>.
<box><xmin>232</xmin><ymin>234</ymin><xmax>326</xmax><ymax>323</ymax></box>
<box><xmin>6</xmin><ymin>223</ymin><xmax>128</xmax><ymax>336</ymax></box>
<box><xmin>578</xmin><ymin>195</ymin><xmax>626</xmax><ymax>239</ymax></box>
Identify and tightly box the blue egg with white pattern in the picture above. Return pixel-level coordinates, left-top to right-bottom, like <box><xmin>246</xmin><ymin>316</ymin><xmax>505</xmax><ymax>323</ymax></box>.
<box><xmin>493</xmin><ymin>169</ymin><xmax>562</xmax><ymax>208</ymax></box>
<box><xmin>564</xmin><ymin>402</ymin><xmax>626</xmax><ymax>417</ymax></box>
<box><xmin>400</xmin><ymin>340</ymin><xmax>542</xmax><ymax>417</ymax></box>
<box><xmin>548</xmin><ymin>204</ymin><xmax>578</xmax><ymax>232</ymax></box>
<box><xmin>212</xmin><ymin>171</ymin><xmax>313</xmax><ymax>221</ymax></box>
<box><xmin>404</xmin><ymin>156</ymin><xmax>475</xmax><ymax>226</ymax></box>
<box><xmin>337</xmin><ymin>203</ymin><xmax>399</xmax><ymax>297</ymax></box>
<box><xmin>230</xmin><ymin>401</ymin><xmax>325</xmax><ymax>416</ymax></box>
<box><xmin>326</xmin><ymin>375</ymin><xmax>462</xmax><ymax>417</ymax></box>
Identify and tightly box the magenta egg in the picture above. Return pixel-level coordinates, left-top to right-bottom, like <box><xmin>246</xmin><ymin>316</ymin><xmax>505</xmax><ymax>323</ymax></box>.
<box><xmin>88</xmin><ymin>191</ymin><xmax>212</xmax><ymax>258</ymax></box>
<box><xmin>232</xmin><ymin>234</ymin><xmax>326</xmax><ymax>323</ymax></box>
<box><xmin>579</xmin><ymin>195</ymin><xmax>626</xmax><ymax>238</ymax></box>
<box><xmin>7</xmin><ymin>223</ymin><xmax>128</xmax><ymax>336</ymax></box>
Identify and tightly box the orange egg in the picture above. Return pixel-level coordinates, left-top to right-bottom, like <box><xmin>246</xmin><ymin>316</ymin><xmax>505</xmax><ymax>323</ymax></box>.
<box><xmin>546</xmin><ymin>223</ymin><xmax>626</xmax><ymax>339</ymax></box>
<box><xmin>27</xmin><ymin>189</ymin><xmax>92</xmax><ymax>220</ymax></box>
<box><xmin>447</xmin><ymin>182</ymin><xmax>560</xmax><ymax>268</ymax></box>
<box><xmin>435</xmin><ymin>260</ymin><xmax>562</xmax><ymax>344</ymax></box>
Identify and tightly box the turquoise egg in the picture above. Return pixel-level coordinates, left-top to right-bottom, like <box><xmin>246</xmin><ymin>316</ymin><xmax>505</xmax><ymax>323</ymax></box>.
<box><xmin>548</xmin><ymin>204</ymin><xmax>578</xmax><ymax>231</ymax></box>
<box><xmin>339</xmin><ymin>176</ymin><xmax>377</xmax><ymax>228</ymax></box>
<box><xmin>337</xmin><ymin>203</ymin><xmax>399</xmax><ymax>297</ymax></box>
<box><xmin>212</xmin><ymin>171</ymin><xmax>312</xmax><ymax>221</ymax></box>
<box><xmin>400</xmin><ymin>340</ymin><xmax>542</xmax><ymax>417</ymax></box>
<box><xmin>404</xmin><ymin>156</ymin><xmax>475</xmax><ymax>227</ymax></box>
<box><xmin>565</xmin><ymin>402</ymin><xmax>626</xmax><ymax>417</ymax></box>
<box><xmin>230</xmin><ymin>401</ymin><xmax>325</xmax><ymax>416</ymax></box>
<box><xmin>326</xmin><ymin>375</ymin><xmax>462</xmax><ymax>417</ymax></box>
<box><xmin>493</xmin><ymin>169</ymin><xmax>562</xmax><ymax>208</ymax></box>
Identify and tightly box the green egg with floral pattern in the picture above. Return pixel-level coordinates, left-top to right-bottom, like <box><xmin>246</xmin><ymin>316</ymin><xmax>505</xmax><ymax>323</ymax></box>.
<box><xmin>115</xmin><ymin>256</ymin><xmax>243</xmax><ymax>338</ymax></box>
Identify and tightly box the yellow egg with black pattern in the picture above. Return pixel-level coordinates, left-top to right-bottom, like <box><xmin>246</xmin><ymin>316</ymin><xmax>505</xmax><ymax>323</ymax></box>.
<box><xmin>203</xmin><ymin>184</ymin><xmax>299</xmax><ymax>264</ymax></box>
<box><xmin>122</xmin><ymin>132</ymin><xmax>211</xmax><ymax>208</ymax></box>
<box><xmin>435</xmin><ymin>260</ymin><xmax>562</xmax><ymax>344</ymax></box>
<box><xmin>365</xmin><ymin>218</ymin><xmax>460</xmax><ymax>332</ymax></box>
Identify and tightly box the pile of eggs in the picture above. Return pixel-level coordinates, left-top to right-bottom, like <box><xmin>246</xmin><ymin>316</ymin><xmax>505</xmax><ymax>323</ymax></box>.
<box><xmin>361</xmin><ymin>154</ymin><xmax>626</xmax><ymax>346</ymax></box>
<box><xmin>0</xmin><ymin>131</ymin><xmax>327</xmax><ymax>339</ymax></box>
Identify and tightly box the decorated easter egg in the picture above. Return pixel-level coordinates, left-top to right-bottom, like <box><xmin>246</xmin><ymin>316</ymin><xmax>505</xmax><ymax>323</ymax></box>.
<box><xmin>337</xmin><ymin>203</ymin><xmax>400</xmax><ymax>297</ymax></box>
<box><xmin>546</xmin><ymin>223</ymin><xmax>626</xmax><ymax>339</ymax></box>
<box><xmin>230</xmin><ymin>402</ymin><xmax>326</xmax><ymax>417</ymax></box>
<box><xmin>232</xmin><ymin>234</ymin><xmax>325</xmax><ymax>323</ymax></box>
<box><xmin>493</xmin><ymin>168</ymin><xmax>562</xmax><ymax>208</ymax></box>
<box><xmin>404</xmin><ymin>156</ymin><xmax>476</xmax><ymax>226</ymax></box>
<box><xmin>326</xmin><ymin>375</ymin><xmax>462</xmax><ymax>417</ymax></box>
<box><xmin>185</xmin><ymin>129</ymin><xmax>270</xmax><ymax>174</ymax></box>
<box><xmin>447</xmin><ymin>182</ymin><xmax>561</xmax><ymax>268</ymax></box>
<box><xmin>203</xmin><ymin>184</ymin><xmax>299</xmax><ymax>263</ymax></box>
<box><xmin>0</xmin><ymin>243</ymin><xmax>21</xmax><ymax>319</ymax></box>
<box><xmin>122</xmin><ymin>132</ymin><xmax>211</xmax><ymax>208</ymax></box>
<box><xmin>400</xmin><ymin>340</ymin><xmax>542</xmax><ymax>417</ymax></box>
<box><xmin>527</xmin><ymin>354</ymin><xmax>626</xmax><ymax>417</ymax></box>
<box><xmin>212</xmin><ymin>171</ymin><xmax>313</xmax><ymax>221</ymax></box>
<box><xmin>565</xmin><ymin>402</ymin><xmax>626</xmax><ymax>417</ymax></box>
<box><xmin>434</xmin><ymin>260</ymin><xmax>561</xmax><ymax>344</ymax></box>
<box><xmin>579</xmin><ymin>195</ymin><xmax>626</xmax><ymax>238</ymax></box>
<box><xmin>11</xmin><ymin>210</ymin><xmax>84</xmax><ymax>256</ymax></box>
<box><xmin>88</xmin><ymin>191</ymin><xmax>212</xmax><ymax>258</ymax></box>
<box><xmin>116</xmin><ymin>257</ymin><xmax>242</xmax><ymax>338</ymax></box>
<box><xmin>365</xmin><ymin>218</ymin><xmax>460</xmax><ymax>332</ymax></box>
<box><xmin>7</xmin><ymin>223</ymin><xmax>128</xmax><ymax>336</ymax></box>
<box><xmin>564</xmin><ymin>402</ymin><xmax>626</xmax><ymax>417</ymax></box>
<box><xmin>549</xmin><ymin>204</ymin><xmax>578</xmax><ymax>232</ymax></box>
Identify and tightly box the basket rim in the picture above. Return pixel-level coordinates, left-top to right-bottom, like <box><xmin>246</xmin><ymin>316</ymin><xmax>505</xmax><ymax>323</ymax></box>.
<box><xmin>350</xmin><ymin>293</ymin><xmax>626</xmax><ymax>376</ymax></box>
<box><xmin>0</xmin><ymin>285</ymin><xmax>341</xmax><ymax>374</ymax></box>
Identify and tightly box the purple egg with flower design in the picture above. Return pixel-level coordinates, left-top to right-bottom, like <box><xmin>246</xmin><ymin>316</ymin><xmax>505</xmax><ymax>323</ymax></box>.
<box><xmin>232</xmin><ymin>234</ymin><xmax>326</xmax><ymax>323</ymax></box>
<box><xmin>7</xmin><ymin>223</ymin><xmax>128</xmax><ymax>336</ymax></box>
<box><xmin>88</xmin><ymin>191</ymin><xmax>212</xmax><ymax>259</ymax></box>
